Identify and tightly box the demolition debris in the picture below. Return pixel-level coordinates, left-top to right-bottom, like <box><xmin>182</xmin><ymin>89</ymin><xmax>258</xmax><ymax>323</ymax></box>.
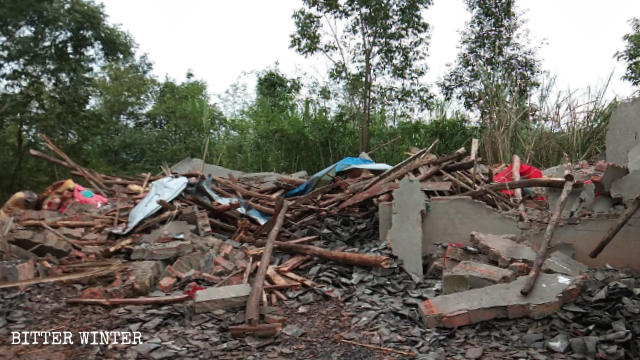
<box><xmin>1</xmin><ymin>99</ymin><xmax>639</xmax><ymax>359</ymax></box>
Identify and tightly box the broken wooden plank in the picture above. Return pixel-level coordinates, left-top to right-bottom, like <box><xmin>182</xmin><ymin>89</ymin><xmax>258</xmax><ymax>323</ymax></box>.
<box><xmin>420</xmin><ymin>181</ymin><xmax>452</xmax><ymax>192</ymax></box>
<box><xmin>229</xmin><ymin>323</ymin><xmax>282</xmax><ymax>338</ymax></box>
<box><xmin>277</xmin><ymin>255</ymin><xmax>310</xmax><ymax>272</ymax></box>
<box><xmin>0</xmin><ymin>264</ymin><xmax>121</xmax><ymax>289</ymax></box>
<box><xmin>460</xmin><ymin>178</ymin><xmax>584</xmax><ymax>197</ymax></box>
<box><xmin>66</xmin><ymin>294</ymin><xmax>189</xmax><ymax>306</ymax></box>
<box><xmin>245</xmin><ymin>199</ymin><xmax>288</xmax><ymax>326</ymax></box>
<box><xmin>338</xmin><ymin>182</ymin><xmax>399</xmax><ymax>210</ymax></box>
<box><xmin>589</xmin><ymin>193</ymin><xmax>640</xmax><ymax>258</ymax></box>
<box><xmin>362</xmin><ymin>139</ymin><xmax>439</xmax><ymax>191</ymax></box>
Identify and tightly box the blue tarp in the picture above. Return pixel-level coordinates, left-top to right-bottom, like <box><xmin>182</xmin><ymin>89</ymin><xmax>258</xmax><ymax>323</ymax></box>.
<box><xmin>284</xmin><ymin>157</ymin><xmax>392</xmax><ymax>197</ymax></box>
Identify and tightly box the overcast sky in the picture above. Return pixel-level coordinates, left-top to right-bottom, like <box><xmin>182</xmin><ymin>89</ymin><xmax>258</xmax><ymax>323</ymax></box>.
<box><xmin>100</xmin><ymin>0</ymin><xmax>639</xmax><ymax>101</ymax></box>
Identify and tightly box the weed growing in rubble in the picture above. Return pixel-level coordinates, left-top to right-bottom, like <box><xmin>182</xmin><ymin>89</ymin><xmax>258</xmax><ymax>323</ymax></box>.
<box><xmin>474</xmin><ymin>72</ymin><xmax>616</xmax><ymax>167</ymax></box>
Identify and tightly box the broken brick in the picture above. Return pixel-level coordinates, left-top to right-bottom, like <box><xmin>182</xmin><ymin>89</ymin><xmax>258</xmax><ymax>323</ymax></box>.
<box><xmin>130</xmin><ymin>241</ymin><xmax>194</xmax><ymax>261</ymax></box>
<box><xmin>470</xmin><ymin>232</ymin><xmax>536</xmax><ymax>267</ymax></box>
<box><xmin>81</xmin><ymin>287</ymin><xmax>105</xmax><ymax>299</ymax></box>
<box><xmin>214</xmin><ymin>256</ymin><xmax>235</xmax><ymax>272</ymax></box>
<box><xmin>0</xmin><ymin>260</ymin><xmax>35</xmax><ymax>283</ymax></box>
<box><xmin>194</xmin><ymin>284</ymin><xmax>252</xmax><ymax>313</ymax></box>
<box><xmin>157</xmin><ymin>276</ymin><xmax>177</xmax><ymax>293</ymax></box>
<box><xmin>443</xmin><ymin>261</ymin><xmax>515</xmax><ymax>294</ymax></box>
<box><xmin>419</xmin><ymin>273</ymin><xmax>580</xmax><ymax>328</ymax></box>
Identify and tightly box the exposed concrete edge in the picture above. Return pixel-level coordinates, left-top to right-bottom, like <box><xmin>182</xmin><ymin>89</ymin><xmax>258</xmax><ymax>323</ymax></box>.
<box><xmin>419</xmin><ymin>274</ymin><xmax>583</xmax><ymax>328</ymax></box>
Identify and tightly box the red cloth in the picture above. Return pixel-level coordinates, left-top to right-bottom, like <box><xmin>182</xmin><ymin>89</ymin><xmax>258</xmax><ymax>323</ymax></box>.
<box><xmin>493</xmin><ymin>163</ymin><xmax>543</xmax><ymax>196</ymax></box>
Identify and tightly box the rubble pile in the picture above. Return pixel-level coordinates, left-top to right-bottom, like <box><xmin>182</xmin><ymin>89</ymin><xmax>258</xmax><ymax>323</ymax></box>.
<box><xmin>0</xmin><ymin>100</ymin><xmax>639</xmax><ymax>360</ymax></box>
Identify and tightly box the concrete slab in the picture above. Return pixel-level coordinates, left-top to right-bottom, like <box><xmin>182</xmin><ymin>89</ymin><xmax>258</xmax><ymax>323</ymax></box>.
<box><xmin>589</xmin><ymin>196</ymin><xmax>614</xmax><ymax>214</ymax></box>
<box><xmin>442</xmin><ymin>261</ymin><xmax>515</xmax><ymax>294</ymax></box>
<box><xmin>470</xmin><ymin>232</ymin><xmax>536</xmax><ymax>267</ymax></box>
<box><xmin>131</xmin><ymin>241</ymin><xmax>194</xmax><ymax>260</ymax></box>
<box><xmin>628</xmin><ymin>142</ymin><xmax>640</xmax><ymax>172</ymax></box>
<box><xmin>529</xmin><ymin>214</ymin><xmax>640</xmax><ymax>272</ymax></box>
<box><xmin>388</xmin><ymin>177</ymin><xmax>425</xmax><ymax>280</ymax></box>
<box><xmin>141</xmin><ymin>221</ymin><xmax>196</xmax><ymax>243</ymax></box>
<box><xmin>601</xmin><ymin>164</ymin><xmax>630</xmax><ymax>194</ymax></box>
<box><xmin>542</xmin><ymin>251</ymin><xmax>587</xmax><ymax>277</ymax></box>
<box><xmin>567</xmin><ymin>183</ymin><xmax>596</xmax><ymax>219</ymax></box>
<box><xmin>418</xmin><ymin>273</ymin><xmax>580</xmax><ymax>328</ymax></box>
<box><xmin>422</xmin><ymin>198</ymin><xmax>521</xmax><ymax>256</ymax></box>
<box><xmin>378</xmin><ymin>202</ymin><xmax>392</xmax><ymax>245</ymax></box>
<box><xmin>610</xmin><ymin>170</ymin><xmax>640</xmax><ymax>200</ymax></box>
<box><xmin>171</xmin><ymin>157</ymin><xmax>245</xmax><ymax>178</ymax></box>
<box><xmin>163</xmin><ymin>251</ymin><xmax>208</xmax><ymax>278</ymax></box>
<box><xmin>605</xmin><ymin>97</ymin><xmax>640</xmax><ymax>166</ymax></box>
<box><xmin>9</xmin><ymin>230</ymin><xmax>72</xmax><ymax>258</ymax></box>
<box><xmin>194</xmin><ymin>283</ymin><xmax>252</xmax><ymax>313</ymax></box>
<box><xmin>127</xmin><ymin>261</ymin><xmax>164</xmax><ymax>295</ymax></box>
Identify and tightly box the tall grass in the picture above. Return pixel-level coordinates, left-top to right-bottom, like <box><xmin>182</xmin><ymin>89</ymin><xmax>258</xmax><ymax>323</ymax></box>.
<box><xmin>476</xmin><ymin>74</ymin><xmax>616</xmax><ymax>168</ymax></box>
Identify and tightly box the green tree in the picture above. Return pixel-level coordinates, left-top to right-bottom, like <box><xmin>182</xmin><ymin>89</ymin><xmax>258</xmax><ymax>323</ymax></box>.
<box><xmin>440</xmin><ymin>0</ymin><xmax>540</xmax><ymax>113</ymax></box>
<box><xmin>88</xmin><ymin>57</ymin><xmax>159</xmax><ymax>174</ymax></box>
<box><xmin>0</xmin><ymin>0</ymin><xmax>135</xmax><ymax>198</ymax></box>
<box><xmin>290</xmin><ymin>0</ymin><xmax>433</xmax><ymax>152</ymax></box>
<box><xmin>616</xmin><ymin>17</ymin><xmax>640</xmax><ymax>90</ymax></box>
<box><xmin>145</xmin><ymin>75</ymin><xmax>225</xmax><ymax>166</ymax></box>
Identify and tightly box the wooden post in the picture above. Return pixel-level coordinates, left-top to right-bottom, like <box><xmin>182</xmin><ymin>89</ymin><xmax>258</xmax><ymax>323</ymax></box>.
<box><xmin>470</xmin><ymin>138</ymin><xmax>479</xmax><ymax>189</ymax></box>
<box><xmin>589</xmin><ymin>194</ymin><xmax>640</xmax><ymax>258</ymax></box>
<box><xmin>245</xmin><ymin>199</ymin><xmax>288</xmax><ymax>326</ymax></box>
<box><xmin>512</xmin><ymin>154</ymin><xmax>527</xmax><ymax>221</ymax></box>
<box><xmin>198</xmin><ymin>138</ymin><xmax>210</xmax><ymax>181</ymax></box>
<box><xmin>521</xmin><ymin>171</ymin><xmax>574</xmax><ymax>296</ymax></box>
<box><xmin>2</xmin><ymin>217</ymin><xmax>14</xmax><ymax>257</ymax></box>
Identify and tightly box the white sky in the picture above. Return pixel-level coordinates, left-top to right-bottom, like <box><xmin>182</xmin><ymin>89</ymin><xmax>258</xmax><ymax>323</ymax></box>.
<box><xmin>100</xmin><ymin>0</ymin><xmax>640</xmax><ymax>102</ymax></box>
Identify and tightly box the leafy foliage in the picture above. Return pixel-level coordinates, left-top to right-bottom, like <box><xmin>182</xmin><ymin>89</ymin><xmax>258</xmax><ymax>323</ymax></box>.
<box><xmin>616</xmin><ymin>17</ymin><xmax>640</xmax><ymax>90</ymax></box>
<box><xmin>0</xmin><ymin>0</ymin><xmax>617</xmax><ymax>205</ymax></box>
<box><xmin>290</xmin><ymin>0</ymin><xmax>433</xmax><ymax>152</ymax></box>
<box><xmin>0</xmin><ymin>0</ymin><xmax>135</xmax><ymax>198</ymax></box>
<box><xmin>440</xmin><ymin>0</ymin><xmax>541</xmax><ymax>113</ymax></box>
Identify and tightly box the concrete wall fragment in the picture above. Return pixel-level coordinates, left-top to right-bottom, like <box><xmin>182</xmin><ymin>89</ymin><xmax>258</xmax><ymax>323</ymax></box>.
<box><xmin>422</xmin><ymin>197</ymin><xmax>521</xmax><ymax>255</ymax></box>
<box><xmin>388</xmin><ymin>177</ymin><xmax>425</xmax><ymax>280</ymax></box>
<box><xmin>606</xmin><ymin>96</ymin><xmax>640</xmax><ymax>167</ymax></box>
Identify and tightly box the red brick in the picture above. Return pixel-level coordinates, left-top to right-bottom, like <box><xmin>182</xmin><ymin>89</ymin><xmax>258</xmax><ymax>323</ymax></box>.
<box><xmin>441</xmin><ymin>310</ymin><xmax>471</xmax><ymax>328</ymax></box>
<box><xmin>594</xmin><ymin>161</ymin><xmax>608</xmax><ymax>172</ymax></box>
<box><xmin>164</xmin><ymin>265</ymin><xmax>185</xmax><ymax>279</ymax></box>
<box><xmin>529</xmin><ymin>301</ymin><xmax>562</xmax><ymax>319</ymax></box>
<box><xmin>468</xmin><ymin>307</ymin><xmax>507</xmax><ymax>324</ymax></box>
<box><xmin>507</xmin><ymin>304</ymin><xmax>529</xmax><ymax>319</ymax></box>
<box><xmin>508</xmin><ymin>262</ymin><xmax>530</xmax><ymax>275</ymax></box>
<box><xmin>235</xmin><ymin>259</ymin><xmax>248</xmax><ymax>271</ymax></box>
<box><xmin>214</xmin><ymin>256</ymin><xmax>235</xmax><ymax>271</ymax></box>
<box><xmin>157</xmin><ymin>276</ymin><xmax>177</xmax><ymax>293</ymax></box>
<box><xmin>225</xmin><ymin>273</ymin><xmax>244</xmax><ymax>286</ymax></box>
<box><xmin>219</xmin><ymin>244</ymin><xmax>233</xmax><ymax>257</ymax></box>
<box><xmin>82</xmin><ymin>287</ymin><xmax>105</xmax><ymax>299</ymax></box>
<box><xmin>264</xmin><ymin>314</ymin><xmax>284</xmax><ymax>324</ymax></box>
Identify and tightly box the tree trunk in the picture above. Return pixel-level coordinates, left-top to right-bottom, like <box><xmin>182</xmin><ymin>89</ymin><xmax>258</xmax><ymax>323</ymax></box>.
<box><xmin>9</xmin><ymin>120</ymin><xmax>25</xmax><ymax>191</ymax></box>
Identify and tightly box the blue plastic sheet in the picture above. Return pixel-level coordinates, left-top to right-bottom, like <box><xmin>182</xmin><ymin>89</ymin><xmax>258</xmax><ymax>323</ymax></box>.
<box><xmin>284</xmin><ymin>157</ymin><xmax>392</xmax><ymax>197</ymax></box>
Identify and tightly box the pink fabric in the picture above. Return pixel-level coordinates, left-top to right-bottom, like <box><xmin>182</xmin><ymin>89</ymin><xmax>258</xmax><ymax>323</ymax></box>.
<box><xmin>73</xmin><ymin>185</ymin><xmax>109</xmax><ymax>208</ymax></box>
